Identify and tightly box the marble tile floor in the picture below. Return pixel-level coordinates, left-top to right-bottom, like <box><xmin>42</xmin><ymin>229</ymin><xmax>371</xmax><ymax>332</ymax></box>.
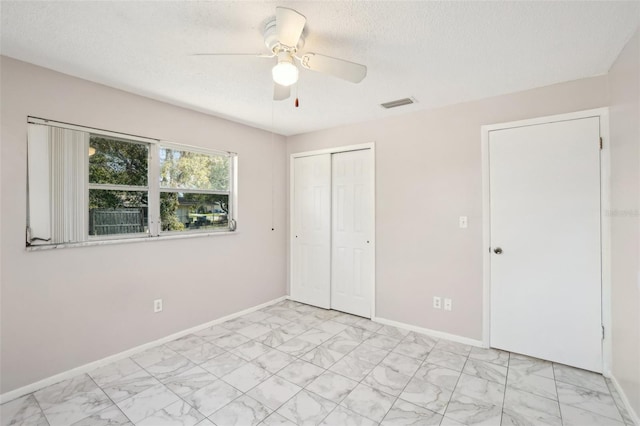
<box><xmin>1</xmin><ymin>299</ymin><xmax>634</xmax><ymax>426</ymax></box>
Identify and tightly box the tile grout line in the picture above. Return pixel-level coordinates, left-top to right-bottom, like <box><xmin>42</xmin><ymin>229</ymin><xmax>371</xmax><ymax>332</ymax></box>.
<box><xmin>380</xmin><ymin>346</ymin><xmax>436</xmax><ymax>424</ymax></box>
<box><xmin>350</xmin><ymin>332</ymin><xmax>404</xmax><ymax>424</ymax></box>
<box><xmin>29</xmin><ymin>389</ymin><xmax>51</xmax><ymax>426</ymax></box>
<box><xmin>499</xmin><ymin>352</ymin><xmax>511</xmax><ymax>425</ymax></box>
<box><xmin>86</xmin><ymin>374</ymin><xmax>136</xmax><ymax>425</ymax></box>
<box><xmin>127</xmin><ymin>346</ymin><xmax>199</xmax><ymax>424</ymax></box>
<box><xmin>440</xmin><ymin>347</ymin><xmax>470</xmax><ymax>423</ymax></box>
<box><xmin>551</xmin><ymin>363</ymin><xmax>565</xmax><ymax>426</ymax></box>
<box><xmin>337</xmin><ymin>332</ymin><xmax>400</xmax><ymax>424</ymax></box>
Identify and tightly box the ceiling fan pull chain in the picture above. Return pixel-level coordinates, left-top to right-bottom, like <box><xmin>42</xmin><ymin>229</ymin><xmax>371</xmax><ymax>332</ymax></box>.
<box><xmin>295</xmin><ymin>82</ymin><xmax>300</xmax><ymax>107</ymax></box>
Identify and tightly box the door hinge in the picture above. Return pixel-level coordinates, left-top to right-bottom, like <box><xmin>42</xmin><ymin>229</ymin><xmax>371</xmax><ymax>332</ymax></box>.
<box><xmin>599</xmin><ymin>137</ymin><xmax>603</xmax><ymax>150</ymax></box>
<box><xmin>602</xmin><ymin>325</ymin><xmax>605</xmax><ymax>340</ymax></box>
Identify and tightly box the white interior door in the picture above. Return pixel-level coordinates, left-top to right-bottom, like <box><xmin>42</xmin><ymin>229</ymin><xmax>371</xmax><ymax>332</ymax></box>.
<box><xmin>490</xmin><ymin>117</ymin><xmax>602</xmax><ymax>372</ymax></box>
<box><xmin>331</xmin><ymin>149</ymin><xmax>373</xmax><ymax>317</ymax></box>
<box><xmin>291</xmin><ymin>154</ymin><xmax>331</xmax><ymax>308</ymax></box>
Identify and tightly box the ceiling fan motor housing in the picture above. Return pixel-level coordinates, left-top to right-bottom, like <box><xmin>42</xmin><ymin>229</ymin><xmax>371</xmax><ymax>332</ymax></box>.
<box><xmin>264</xmin><ymin>18</ymin><xmax>305</xmax><ymax>53</ymax></box>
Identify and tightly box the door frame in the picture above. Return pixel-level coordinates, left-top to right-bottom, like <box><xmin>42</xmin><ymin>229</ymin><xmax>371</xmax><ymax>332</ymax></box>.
<box><xmin>481</xmin><ymin>108</ymin><xmax>612</xmax><ymax>375</ymax></box>
<box><xmin>289</xmin><ymin>142</ymin><xmax>376</xmax><ymax>318</ymax></box>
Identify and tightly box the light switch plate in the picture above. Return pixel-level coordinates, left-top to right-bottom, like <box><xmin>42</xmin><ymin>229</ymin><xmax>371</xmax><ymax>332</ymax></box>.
<box><xmin>459</xmin><ymin>216</ymin><xmax>468</xmax><ymax>228</ymax></box>
<box><xmin>444</xmin><ymin>298</ymin><xmax>452</xmax><ymax>311</ymax></box>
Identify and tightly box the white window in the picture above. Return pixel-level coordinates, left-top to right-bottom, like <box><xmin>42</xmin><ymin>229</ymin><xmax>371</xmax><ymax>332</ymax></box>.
<box><xmin>158</xmin><ymin>144</ymin><xmax>234</xmax><ymax>234</ymax></box>
<box><xmin>89</xmin><ymin>135</ymin><xmax>150</xmax><ymax>238</ymax></box>
<box><xmin>26</xmin><ymin>118</ymin><xmax>237</xmax><ymax>248</ymax></box>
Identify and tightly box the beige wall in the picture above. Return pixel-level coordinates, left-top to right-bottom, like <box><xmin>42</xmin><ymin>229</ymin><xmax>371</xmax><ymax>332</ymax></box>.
<box><xmin>0</xmin><ymin>57</ymin><xmax>288</xmax><ymax>394</ymax></box>
<box><xmin>287</xmin><ymin>77</ymin><xmax>609</xmax><ymax>340</ymax></box>
<box><xmin>608</xmin><ymin>30</ymin><xmax>640</xmax><ymax>416</ymax></box>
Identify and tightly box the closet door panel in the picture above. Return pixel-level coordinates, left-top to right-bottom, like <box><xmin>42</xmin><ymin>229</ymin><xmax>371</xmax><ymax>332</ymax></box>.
<box><xmin>331</xmin><ymin>149</ymin><xmax>373</xmax><ymax>317</ymax></box>
<box><xmin>291</xmin><ymin>154</ymin><xmax>331</xmax><ymax>308</ymax></box>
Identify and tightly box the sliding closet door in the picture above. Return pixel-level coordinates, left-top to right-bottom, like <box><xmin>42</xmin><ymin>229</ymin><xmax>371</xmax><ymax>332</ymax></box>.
<box><xmin>331</xmin><ymin>149</ymin><xmax>373</xmax><ymax>317</ymax></box>
<box><xmin>291</xmin><ymin>154</ymin><xmax>331</xmax><ymax>308</ymax></box>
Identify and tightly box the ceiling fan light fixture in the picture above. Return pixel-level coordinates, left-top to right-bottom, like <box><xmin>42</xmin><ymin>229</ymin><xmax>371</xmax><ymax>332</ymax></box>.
<box><xmin>272</xmin><ymin>53</ymin><xmax>298</xmax><ymax>86</ymax></box>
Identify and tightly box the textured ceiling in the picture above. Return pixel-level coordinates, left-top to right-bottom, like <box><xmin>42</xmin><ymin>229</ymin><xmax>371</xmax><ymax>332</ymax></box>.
<box><xmin>2</xmin><ymin>1</ymin><xmax>639</xmax><ymax>136</ymax></box>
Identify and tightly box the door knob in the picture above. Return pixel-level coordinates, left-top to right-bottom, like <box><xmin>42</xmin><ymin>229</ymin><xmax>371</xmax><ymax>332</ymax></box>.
<box><xmin>493</xmin><ymin>247</ymin><xmax>503</xmax><ymax>254</ymax></box>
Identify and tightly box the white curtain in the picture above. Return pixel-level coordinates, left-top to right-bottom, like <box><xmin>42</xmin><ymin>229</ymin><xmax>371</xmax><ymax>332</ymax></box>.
<box><xmin>28</xmin><ymin>124</ymin><xmax>89</xmax><ymax>245</ymax></box>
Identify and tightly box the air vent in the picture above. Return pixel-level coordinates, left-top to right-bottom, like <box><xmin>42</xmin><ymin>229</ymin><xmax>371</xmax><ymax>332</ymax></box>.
<box><xmin>380</xmin><ymin>97</ymin><xmax>417</xmax><ymax>109</ymax></box>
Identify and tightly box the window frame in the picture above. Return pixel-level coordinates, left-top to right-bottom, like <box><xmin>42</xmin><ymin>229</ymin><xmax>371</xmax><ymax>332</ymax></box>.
<box><xmin>26</xmin><ymin>117</ymin><xmax>238</xmax><ymax>250</ymax></box>
<box><xmin>154</xmin><ymin>142</ymin><xmax>237</xmax><ymax>236</ymax></box>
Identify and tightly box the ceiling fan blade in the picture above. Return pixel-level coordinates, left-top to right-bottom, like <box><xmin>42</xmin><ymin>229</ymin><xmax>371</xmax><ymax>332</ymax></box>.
<box><xmin>192</xmin><ymin>53</ymin><xmax>274</xmax><ymax>58</ymax></box>
<box><xmin>276</xmin><ymin>7</ymin><xmax>306</xmax><ymax>47</ymax></box>
<box><xmin>298</xmin><ymin>53</ymin><xmax>367</xmax><ymax>83</ymax></box>
<box><xmin>274</xmin><ymin>83</ymin><xmax>291</xmax><ymax>101</ymax></box>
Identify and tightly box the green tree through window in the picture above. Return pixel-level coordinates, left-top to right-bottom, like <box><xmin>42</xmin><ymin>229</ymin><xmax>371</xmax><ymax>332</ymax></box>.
<box><xmin>89</xmin><ymin>136</ymin><xmax>148</xmax><ymax>209</ymax></box>
<box><xmin>159</xmin><ymin>147</ymin><xmax>231</xmax><ymax>231</ymax></box>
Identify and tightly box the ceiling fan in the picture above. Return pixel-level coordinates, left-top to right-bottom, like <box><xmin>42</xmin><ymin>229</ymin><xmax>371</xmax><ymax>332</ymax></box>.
<box><xmin>195</xmin><ymin>7</ymin><xmax>367</xmax><ymax>101</ymax></box>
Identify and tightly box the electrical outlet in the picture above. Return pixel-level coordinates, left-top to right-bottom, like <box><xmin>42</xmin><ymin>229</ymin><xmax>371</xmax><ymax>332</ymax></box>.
<box><xmin>433</xmin><ymin>296</ymin><xmax>442</xmax><ymax>309</ymax></box>
<box><xmin>459</xmin><ymin>216</ymin><xmax>468</xmax><ymax>228</ymax></box>
<box><xmin>444</xmin><ymin>298</ymin><xmax>452</xmax><ymax>311</ymax></box>
<box><xmin>154</xmin><ymin>299</ymin><xmax>163</xmax><ymax>313</ymax></box>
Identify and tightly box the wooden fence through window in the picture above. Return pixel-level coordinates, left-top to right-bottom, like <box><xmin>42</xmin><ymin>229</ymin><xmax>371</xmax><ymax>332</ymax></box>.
<box><xmin>89</xmin><ymin>208</ymin><xmax>145</xmax><ymax>235</ymax></box>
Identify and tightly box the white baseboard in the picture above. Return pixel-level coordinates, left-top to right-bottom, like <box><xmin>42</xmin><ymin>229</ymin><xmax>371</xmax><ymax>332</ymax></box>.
<box><xmin>372</xmin><ymin>316</ymin><xmax>485</xmax><ymax>347</ymax></box>
<box><xmin>286</xmin><ymin>295</ymin><xmax>484</xmax><ymax>347</ymax></box>
<box><xmin>609</xmin><ymin>374</ymin><xmax>640</xmax><ymax>425</ymax></box>
<box><xmin>0</xmin><ymin>295</ymin><xmax>287</xmax><ymax>404</ymax></box>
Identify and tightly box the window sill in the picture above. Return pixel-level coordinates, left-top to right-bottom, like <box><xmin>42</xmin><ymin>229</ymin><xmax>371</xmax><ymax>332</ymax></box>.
<box><xmin>26</xmin><ymin>230</ymin><xmax>237</xmax><ymax>251</ymax></box>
